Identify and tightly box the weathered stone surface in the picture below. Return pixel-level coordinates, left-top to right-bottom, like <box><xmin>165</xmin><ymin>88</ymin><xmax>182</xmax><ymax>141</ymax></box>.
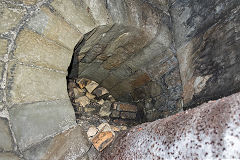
<box><xmin>27</xmin><ymin>7</ymin><xmax>82</xmax><ymax>50</ymax></box>
<box><xmin>86</xmin><ymin>92</ymin><xmax>95</xmax><ymax>100</ymax></box>
<box><xmin>9</xmin><ymin>99</ymin><xmax>76</xmax><ymax>151</ymax></box>
<box><xmin>0</xmin><ymin>153</ymin><xmax>20</xmax><ymax>160</ymax></box>
<box><xmin>23</xmin><ymin>125</ymin><xmax>90</xmax><ymax>160</ymax></box>
<box><xmin>73</xmin><ymin>88</ymin><xmax>85</xmax><ymax>98</ymax></box>
<box><xmin>110</xmin><ymin>110</ymin><xmax>120</xmax><ymax>118</ymax></box>
<box><xmin>22</xmin><ymin>0</ymin><xmax>38</xmax><ymax>5</ymax></box>
<box><xmin>99</xmin><ymin>101</ymin><xmax>111</xmax><ymax>117</ymax></box>
<box><xmin>101</xmin><ymin>92</ymin><xmax>240</xmax><ymax>159</ymax></box>
<box><xmin>0</xmin><ymin>39</ymin><xmax>8</xmax><ymax>59</ymax></box>
<box><xmin>93</xmin><ymin>87</ymin><xmax>109</xmax><ymax>97</ymax></box>
<box><xmin>115</xmin><ymin>102</ymin><xmax>137</xmax><ymax>113</ymax></box>
<box><xmin>76</xmin><ymin>78</ymin><xmax>91</xmax><ymax>89</ymax></box>
<box><xmin>75</xmin><ymin>96</ymin><xmax>90</xmax><ymax>107</ymax></box>
<box><xmin>120</xmin><ymin>112</ymin><xmax>136</xmax><ymax>120</ymax></box>
<box><xmin>92</xmin><ymin>123</ymin><xmax>115</xmax><ymax>152</ymax></box>
<box><xmin>7</xmin><ymin>63</ymin><xmax>69</xmax><ymax>104</ymax></box>
<box><xmin>85</xmin><ymin>81</ymin><xmax>98</xmax><ymax>93</ymax></box>
<box><xmin>0</xmin><ymin>3</ymin><xmax>25</xmax><ymax>33</ymax></box>
<box><xmin>83</xmin><ymin>0</ymin><xmax>112</xmax><ymax>25</ymax></box>
<box><xmin>51</xmin><ymin>0</ymin><xmax>96</xmax><ymax>34</ymax></box>
<box><xmin>87</xmin><ymin>126</ymin><xmax>98</xmax><ymax>138</ymax></box>
<box><xmin>41</xmin><ymin>125</ymin><xmax>90</xmax><ymax>160</ymax></box>
<box><xmin>172</xmin><ymin>0</ymin><xmax>240</xmax><ymax>108</ymax></box>
<box><xmin>0</xmin><ymin>62</ymin><xmax>5</xmax><ymax>90</ymax></box>
<box><xmin>92</xmin><ymin>131</ymin><xmax>114</xmax><ymax>152</ymax></box>
<box><xmin>0</xmin><ymin>118</ymin><xmax>13</xmax><ymax>151</ymax></box>
<box><xmin>102</xmin><ymin>29</ymin><xmax>150</xmax><ymax>70</ymax></box>
<box><xmin>79</xmin><ymin>63</ymin><xmax>110</xmax><ymax>83</ymax></box>
<box><xmin>14</xmin><ymin>29</ymin><xmax>72</xmax><ymax>72</ymax></box>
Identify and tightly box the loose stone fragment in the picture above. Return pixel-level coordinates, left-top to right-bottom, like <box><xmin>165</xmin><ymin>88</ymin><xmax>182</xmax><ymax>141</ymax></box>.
<box><xmin>120</xmin><ymin>112</ymin><xmax>137</xmax><ymax>119</ymax></box>
<box><xmin>111</xmin><ymin>126</ymin><xmax>120</xmax><ymax>132</ymax></box>
<box><xmin>73</xmin><ymin>88</ymin><xmax>85</xmax><ymax>98</ymax></box>
<box><xmin>92</xmin><ymin>131</ymin><xmax>114</xmax><ymax>151</ymax></box>
<box><xmin>119</xmin><ymin>126</ymin><xmax>127</xmax><ymax>131</ymax></box>
<box><xmin>97</xmin><ymin>99</ymin><xmax>105</xmax><ymax>105</ymax></box>
<box><xmin>108</xmin><ymin>95</ymin><xmax>115</xmax><ymax>103</ymax></box>
<box><xmin>99</xmin><ymin>101</ymin><xmax>112</xmax><ymax>117</ymax></box>
<box><xmin>87</xmin><ymin>126</ymin><xmax>98</xmax><ymax>138</ymax></box>
<box><xmin>85</xmin><ymin>81</ymin><xmax>99</xmax><ymax>93</ymax></box>
<box><xmin>76</xmin><ymin>78</ymin><xmax>91</xmax><ymax>89</ymax></box>
<box><xmin>116</xmin><ymin>102</ymin><xmax>138</xmax><ymax>112</ymax></box>
<box><xmin>92</xmin><ymin>123</ymin><xmax>115</xmax><ymax>151</ymax></box>
<box><xmin>97</xmin><ymin>123</ymin><xmax>113</xmax><ymax>133</ymax></box>
<box><xmin>86</xmin><ymin>92</ymin><xmax>96</xmax><ymax>99</ymax></box>
<box><xmin>75</xmin><ymin>96</ymin><xmax>90</xmax><ymax>107</ymax></box>
<box><xmin>93</xmin><ymin>87</ymin><xmax>109</xmax><ymax>97</ymax></box>
<box><xmin>110</xmin><ymin>110</ymin><xmax>120</xmax><ymax>118</ymax></box>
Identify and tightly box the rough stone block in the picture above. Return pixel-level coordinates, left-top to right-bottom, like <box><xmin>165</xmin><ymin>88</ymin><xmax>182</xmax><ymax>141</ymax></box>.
<box><xmin>0</xmin><ymin>118</ymin><xmax>13</xmax><ymax>151</ymax></box>
<box><xmin>92</xmin><ymin>131</ymin><xmax>114</xmax><ymax>151</ymax></box>
<box><xmin>120</xmin><ymin>112</ymin><xmax>136</xmax><ymax>120</ymax></box>
<box><xmin>7</xmin><ymin>63</ymin><xmax>69</xmax><ymax>104</ymax></box>
<box><xmin>92</xmin><ymin>87</ymin><xmax>109</xmax><ymax>97</ymax></box>
<box><xmin>0</xmin><ymin>153</ymin><xmax>20</xmax><ymax>160</ymax></box>
<box><xmin>51</xmin><ymin>0</ymin><xmax>96</xmax><ymax>34</ymax></box>
<box><xmin>102</xmin><ymin>30</ymin><xmax>149</xmax><ymax>70</ymax></box>
<box><xmin>116</xmin><ymin>102</ymin><xmax>137</xmax><ymax>112</ymax></box>
<box><xmin>75</xmin><ymin>96</ymin><xmax>90</xmax><ymax>107</ymax></box>
<box><xmin>99</xmin><ymin>101</ymin><xmax>111</xmax><ymax>117</ymax></box>
<box><xmin>23</xmin><ymin>125</ymin><xmax>90</xmax><ymax>160</ymax></box>
<box><xmin>14</xmin><ymin>29</ymin><xmax>72</xmax><ymax>72</ymax></box>
<box><xmin>9</xmin><ymin>99</ymin><xmax>76</xmax><ymax>151</ymax></box>
<box><xmin>85</xmin><ymin>81</ymin><xmax>99</xmax><ymax>93</ymax></box>
<box><xmin>76</xmin><ymin>78</ymin><xmax>91</xmax><ymax>89</ymax></box>
<box><xmin>27</xmin><ymin>7</ymin><xmax>82</xmax><ymax>49</ymax></box>
<box><xmin>0</xmin><ymin>4</ymin><xmax>25</xmax><ymax>33</ymax></box>
<box><xmin>0</xmin><ymin>39</ymin><xmax>8</xmax><ymax>59</ymax></box>
<box><xmin>110</xmin><ymin>110</ymin><xmax>120</xmax><ymax>118</ymax></box>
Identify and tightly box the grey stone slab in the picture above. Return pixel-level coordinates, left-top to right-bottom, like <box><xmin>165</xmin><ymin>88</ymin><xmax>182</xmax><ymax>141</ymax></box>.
<box><xmin>9</xmin><ymin>99</ymin><xmax>76</xmax><ymax>151</ymax></box>
<box><xmin>0</xmin><ymin>152</ymin><xmax>20</xmax><ymax>160</ymax></box>
<box><xmin>23</xmin><ymin>125</ymin><xmax>90</xmax><ymax>160</ymax></box>
<box><xmin>0</xmin><ymin>118</ymin><xmax>14</xmax><ymax>151</ymax></box>
<box><xmin>79</xmin><ymin>62</ymin><xmax>109</xmax><ymax>83</ymax></box>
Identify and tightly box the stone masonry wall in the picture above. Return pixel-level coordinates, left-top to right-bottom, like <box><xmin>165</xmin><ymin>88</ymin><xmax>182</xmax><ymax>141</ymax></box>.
<box><xmin>0</xmin><ymin>0</ymin><xmax>239</xmax><ymax>159</ymax></box>
<box><xmin>170</xmin><ymin>0</ymin><xmax>240</xmax><ymax>109</ymax></box>
<box><xmin>0</xmin><ymin>0</ymin><xmax>182</xmax><ymax>159</ymax></box>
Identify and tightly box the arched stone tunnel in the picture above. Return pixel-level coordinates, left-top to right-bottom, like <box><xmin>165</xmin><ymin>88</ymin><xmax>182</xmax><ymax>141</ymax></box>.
<box><xmin>0</xmin><ymin>0</ymin><xmax>239</xmax><ymax>159</ymax></box>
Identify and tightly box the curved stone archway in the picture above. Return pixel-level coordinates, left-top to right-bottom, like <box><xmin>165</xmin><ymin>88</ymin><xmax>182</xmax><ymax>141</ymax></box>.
<box><xmin>0</xmin><ymin>0</ymin><xmax>239</xmax><ymax>159</ymax></box>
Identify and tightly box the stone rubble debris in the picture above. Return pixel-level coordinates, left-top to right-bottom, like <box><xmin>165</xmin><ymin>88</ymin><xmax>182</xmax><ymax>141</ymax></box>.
<box><xmin>67</xmin><ymin>78</ymin><xmax>142</xmax><ymax>151</ymax></box>
<box><xmin>87</xmin><ymin>123</ymin><xmax>129</xmax><ymax>151</ymax></box>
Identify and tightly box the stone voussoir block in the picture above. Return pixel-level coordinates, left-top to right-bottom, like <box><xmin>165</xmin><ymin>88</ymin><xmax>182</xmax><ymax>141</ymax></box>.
<box><xmin>27</xmin><ymin>6</ymin><xmax>82</xmax><ymax>50</ymax></box>
<box><xmin>51</xmin><ymin>0</ymin><xmax>96</xmax><ymax>34</ymax></box>
<box><xmin>9</xmin><ymin>99</ymin><xmax>76</xmax><ymax>151</ymax></box>
<box><xmin>7</xmin><ymin>62</ymin><xmax>69</xmax><ymax>104</ymax></box>
<box><xmin>14</xmin><ymin>29</ymin><xmax>72</xmax><ymax>72</ymax></box>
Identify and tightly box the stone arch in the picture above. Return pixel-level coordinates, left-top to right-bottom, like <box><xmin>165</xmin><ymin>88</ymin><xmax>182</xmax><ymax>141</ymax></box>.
<box><xmin>1</xmin><ymin>0</ymin><xmax>181</xmax><ymax>157</ymax></box>
<box><xmin>0</xmin><ymin>0</ymin><xmax>239</xmax><ymax>159</ymax></box>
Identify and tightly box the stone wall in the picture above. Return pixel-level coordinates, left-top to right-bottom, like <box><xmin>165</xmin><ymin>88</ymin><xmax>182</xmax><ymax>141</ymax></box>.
<box><xmin>69</xmin><ymin>0</ymin><xmax>182</xmax><ymax>121</ymax></box>
<box><xmin>170</xmin><ymin>0</ymin><xmax>240</xmax><ymax>109</ymax></box>
<box><xmin>0</xmin><ymin>0</ymin><xmax>239</xmax><ymax>159</ymax></box>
